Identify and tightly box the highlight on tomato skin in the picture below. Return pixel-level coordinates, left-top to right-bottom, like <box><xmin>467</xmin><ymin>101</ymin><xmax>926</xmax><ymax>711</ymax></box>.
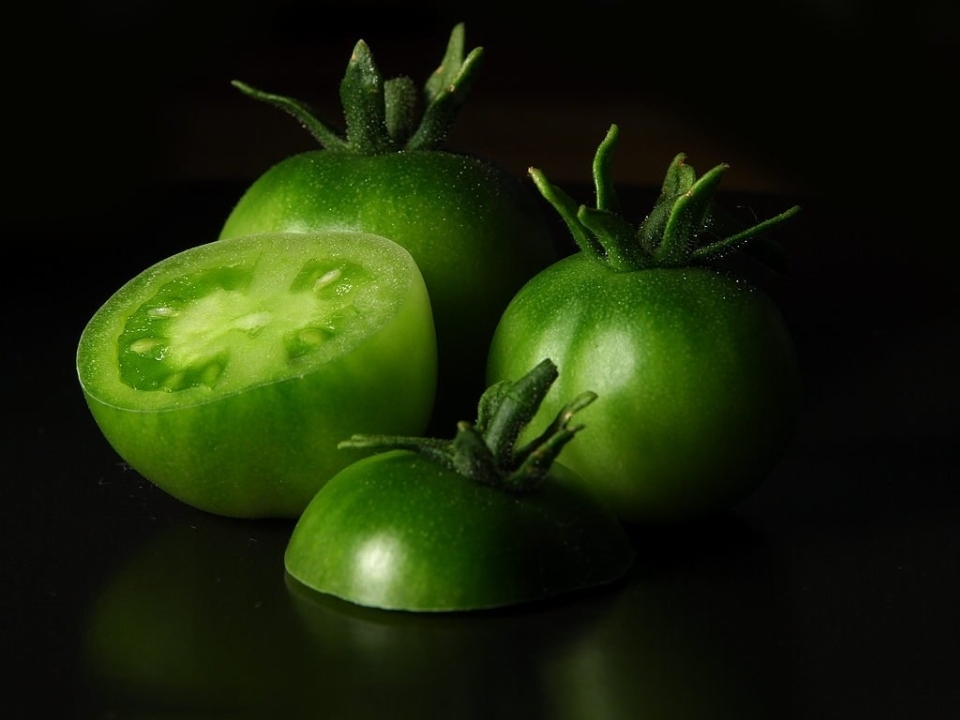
<box><xmin>76</xmin><ymin>231</ymin><xmax>438</xmax><ymax>519</ymax></box>
<box><xmin>284</xmin><ymin>358</ymin><xmax>635</xmax><ymax>613</ymax></box>
<box><xmin>487</xmin><ymin>124</ymin><xmax>803</xmax><ymax>526</ymax></box>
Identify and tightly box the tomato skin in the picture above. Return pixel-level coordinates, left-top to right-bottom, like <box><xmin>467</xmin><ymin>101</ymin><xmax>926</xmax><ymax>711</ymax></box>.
<box><xmin>219</xmin><ymin>150</ymin><xmax>556</xmax><ymax>417</ymax></box>
<box><xmin>487</xmin><ymin>257</ymin><xmax>802</xmax><ymax>525</ymax></box>
<box><xmin>285</xmin><ymin>451</ymin><xmax>633</xmax><ymax>612</ymax></box>
<box><xmin>77</xmin><ymin>232</ymin><xmax>437</xmax><ymax>519</ymax></box>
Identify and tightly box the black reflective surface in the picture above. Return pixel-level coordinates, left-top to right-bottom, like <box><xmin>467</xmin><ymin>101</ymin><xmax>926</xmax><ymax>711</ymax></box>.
<box><xmin>4</xmin><ymin>181</ymin><xmax>958</xmax><ymax>718</ymax></box>
<box><xmin>4</xmin><ymin>1</ymin><xmax>959</xmax><ymax>717</ymax></box>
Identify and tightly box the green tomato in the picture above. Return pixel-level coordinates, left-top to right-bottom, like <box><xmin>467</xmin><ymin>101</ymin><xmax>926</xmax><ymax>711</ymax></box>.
<box><xmin>218</xmin><ymin>25</ymin><xmax>556</xmax><ymax>420</ymax></box>
<box><xmin>487</xmin><ymin>126</ymin><xmax>803</xmax><ymax>525</ymax></box>
<box><xmin>286</xmin><ymin>453</ymin><xmax>629</xmax><ymax>613</ymax></box>
<box><xmin>285</xmin><ymin>359</ymin><xmax>634</xmax><ymax>612</ymax></box>
<box><xmin>488</xmin><ymin>264</ymin><xmax>801</xmax><ymax>523</ymax></box>
<box><xmin>77</xmin><ymin>231</ymin><xmax>436</xmax><ymax>518</ymax></box>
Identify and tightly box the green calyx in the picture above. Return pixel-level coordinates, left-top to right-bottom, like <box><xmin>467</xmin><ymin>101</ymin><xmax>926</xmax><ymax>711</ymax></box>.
<box><xmin>339</xmin><ymin>359</ymin><xmax>597</xmax><ymax>494</ymax></box>
<box><xmin>530</xmin><ymin>124</ymin><xmax>801</xmax><ymax>272</ymax></box>
<box><xmin>231</xmin><ymin>23</ymin><xmax>483</xmax><ymax>155</ymax></box>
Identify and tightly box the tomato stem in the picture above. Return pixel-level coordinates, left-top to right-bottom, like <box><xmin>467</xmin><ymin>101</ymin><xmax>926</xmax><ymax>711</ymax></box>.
<box><xmin>656</xmin><ymin>162</ymin><xmax>728</xmax><ymax>266</ymax></box>
<box><xmin>338</xmin><ymin>359</ymin><xmax>596</xmax><ymax>493</ymax></box>
<box><xmin>341</xmin><ymin>40</ymin><xmax>397</xmax><ymax>154</ymax></box>
<box><xmin>230</xmin><ymin>23</ymin><xmax>483</xmax><ymax>155</ymax></box>
<box><xmin>531</xmin><ymin>124</ymin><xmax>800</xmax><ymax>272</ymax></box>
<box><xmin>691</xmin><ymin>205</ymin><xmax>801</xmax><ymax>262</ymax></box>
<box><xmin>407</xmin><ymin>24</ymin><xmax>484</xmax><ymax>151</ymax></box>
<box><xmin>230</xmin><ymin>81</ymin><xmax>348</xmax><ymax>151</ymax></box>
<box><xmin>529</xmin><ymin>168</ymin><xmax>607</xmax><ymax>262</ymax></box>
<box><xmin>592</xmin><ymin>124</ymin><xmax>621</xmax><ymax>214</ymax></box>
<box><xmin>482</xmin><ymin>358</ymin><xmax>560</xmax><ymax>468</ymax></box>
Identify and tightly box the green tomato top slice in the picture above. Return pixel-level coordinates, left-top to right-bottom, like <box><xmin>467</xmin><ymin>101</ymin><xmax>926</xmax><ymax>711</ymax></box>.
<box><xmin>285</xmin><ymin>452</ymin><xmax>634</xmax><ymax>612</ymax></box>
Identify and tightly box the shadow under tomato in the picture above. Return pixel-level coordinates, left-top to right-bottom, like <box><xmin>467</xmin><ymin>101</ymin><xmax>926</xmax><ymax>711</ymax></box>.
<box><xmin>540</xmin><ymin>512</ymin><xmax>794</xmax><ymax>720</ymax></box>
<box><xmin>283</xmin><ymin>571</ymin><xmax>620</xmax><ymax>719</ymax></box>
<box><xmin>80</xmin><ymin>517</ymin><xmax>315</xmax><ymax>716</ymax></box>
<box><xmin>79</xmin><ymin>511</ymin><xmax>621</xmax><ymax>719</ymax></box>
<box><xmin>79</xmin><ymin>504</ymin><xmax>788</xmax><ymax>719</ymax></box>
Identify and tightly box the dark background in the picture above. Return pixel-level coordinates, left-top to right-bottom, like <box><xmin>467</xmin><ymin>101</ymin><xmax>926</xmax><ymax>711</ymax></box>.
<box><xmin>2</xmin><ymin>1</ymin><xmax>958</xmax><ymax>718</ymax></box>
<box><xmin>1</xmin><ymin>0</ymin><xmax>957</xmax><ymax>246</ymax></box>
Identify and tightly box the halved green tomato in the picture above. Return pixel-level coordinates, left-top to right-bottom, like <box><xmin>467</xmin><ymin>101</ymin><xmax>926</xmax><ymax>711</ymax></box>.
<box><xmin>285</xmin><ymin>453</ymin><xmax>633</xmax><ymax>612</ymax></box>
<box><xmin>284</xmin><ymin>358</ymin><xmax>635</xmax><ymax>613</ymax></box>
<box><xmin>77</xmin><ymin>231</ymin><xmax>437</xmax><ymax>518</ymax></box>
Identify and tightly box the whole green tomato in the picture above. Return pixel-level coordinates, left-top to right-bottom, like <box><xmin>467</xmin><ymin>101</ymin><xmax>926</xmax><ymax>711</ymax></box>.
<box><xmin>285</xmin><ymin>359</ymin><xmax>634</xmax><ymax>612</ymax></box>
<box><xmin>77</xmin><ymin>231</ymin><xmax>436</xmax><ymax>518</ymax></box>
<box><xmin>219</xmin><ymin>24</ymin><xmax>556</xmax><ymax>421</ymax></box>
<box><xmin>487</xmin><ymin>125</ymin><xmax>802</xmax><ymax>525</ymax></box>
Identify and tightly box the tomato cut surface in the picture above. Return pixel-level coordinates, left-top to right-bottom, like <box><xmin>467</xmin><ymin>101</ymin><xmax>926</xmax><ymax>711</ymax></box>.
<box><xmin>77</xmin><ymin>231</ymin><xmax>437</xmax><ymax>518</ymax></box>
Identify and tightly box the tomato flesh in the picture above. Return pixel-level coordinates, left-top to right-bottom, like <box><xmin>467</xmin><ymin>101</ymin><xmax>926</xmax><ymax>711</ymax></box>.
<box><xmin>78</xmin><ymin>231</ymin><xmax>437</xmax><ymax>518</ymax></box>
